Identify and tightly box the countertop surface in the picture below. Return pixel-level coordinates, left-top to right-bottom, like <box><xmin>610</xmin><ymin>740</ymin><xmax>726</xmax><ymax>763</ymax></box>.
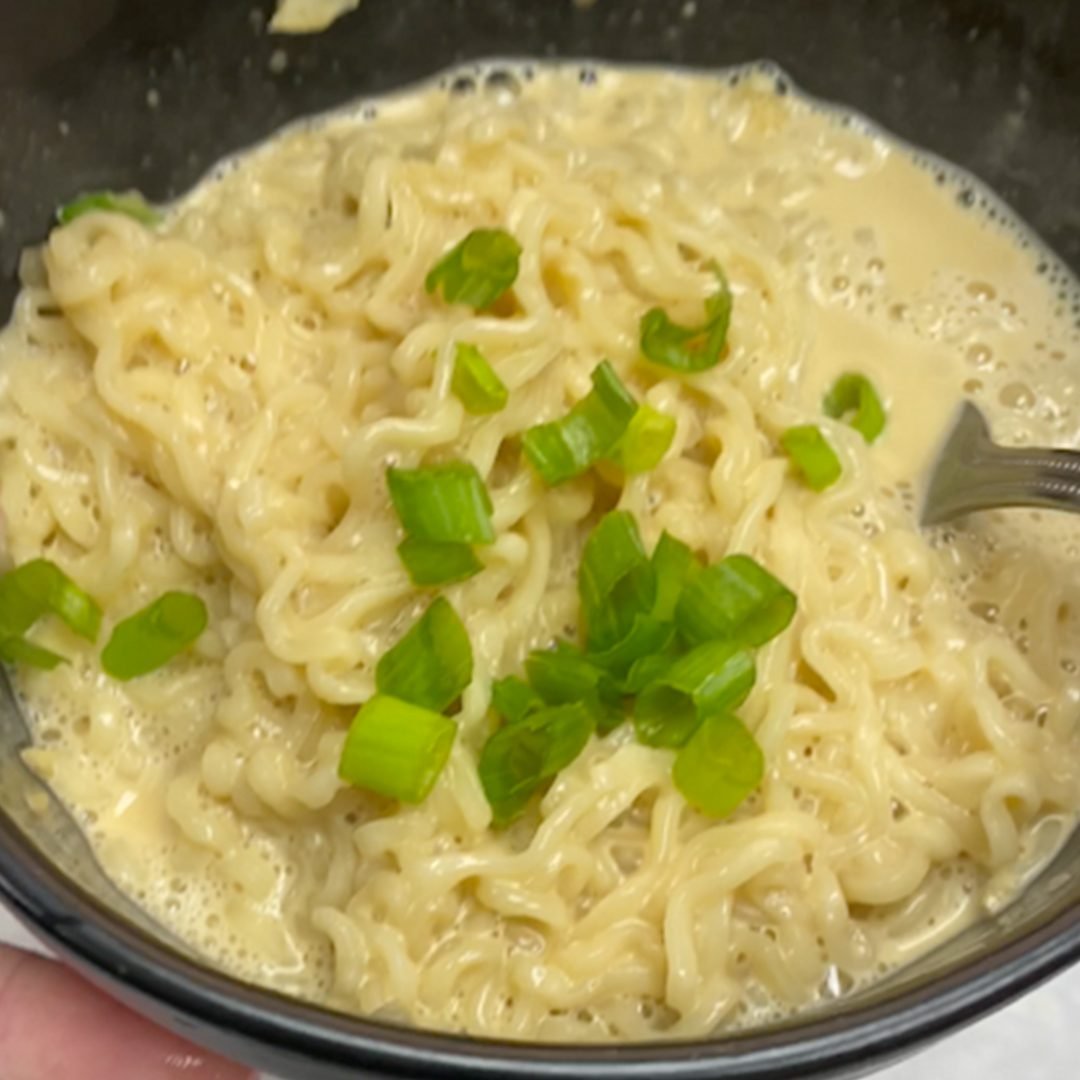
<box><xmin>1</xmin><ymin>902</ymin><xmax>1076</xmax><ymax>1079</ymax></box>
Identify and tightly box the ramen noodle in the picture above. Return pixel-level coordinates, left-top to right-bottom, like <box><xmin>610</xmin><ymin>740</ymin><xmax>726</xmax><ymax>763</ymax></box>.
<box><xmin>1</xmin><ymin>64</ymin><xmax>1079</xmax><ymax>1041</ymax></box>
<box><xmin>271</xmin><ymin>0</ymin><xmax>362</xmax><ymax>33</ymax></box>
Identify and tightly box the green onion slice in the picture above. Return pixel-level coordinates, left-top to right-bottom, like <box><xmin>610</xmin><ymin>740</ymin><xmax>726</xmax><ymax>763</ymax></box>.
<box><xmin>780</xmin><ymin>424</ymin><xmax>842</xmax><ymax>491</ymax></box>
<box><xmin>676</xmin><ymin>554</ymin><xmax>796</xmax><ymax>649</ymax></box>
<box><xmin>578</xmin><ymin>510</ymin><xmax>653</xmax><ymax>651</ymax></box>
<box><xmin>478</xmin><ymin>702</ymin><xmax>595</xmax><ymax>826</ymax></box>
<box><xmin>425</xmin><ymin>228</ymin><xmax>522</xmax><ymax>310</ymax></box>
<box><xmin>525</xmin><ymin>643</ymin><xmax>624</xmax><ymax>734</ymax></box>
<box><xmin>634</xmin><ymin>642</ymin><xmax>756</xmax><ymax>749</ymax></box>
<box><xmin>672</xmin><ymin>712</ymin><xmax>764</xmax><ymax>818</ymax></box>
<box><xmin>587</xmin><ymin>616</ymin><xmax>674</xmax><ymax>679</ymax></box>
<box><xmin>823</xmin><ymin>373</ymin><xmax>886</xmax><ymax>444</ymax></box>
<box><xmin>491</xmin><ymin>675</ymin><xmax>543</xmax><ymax>725</ymax></box>
<box><xmin>452</xmin><ymin>343</ymin><xmax>509</xmax><ymax>415</ymax></box>
<box><xmin>376</xmin><ymin>597</ymin><xmax>472</xmax><ymax>714</ymax></box>
<box><xmin>525</xmin><ymin>642</ymin><xmax>618</xmax><ymax>707</ymax></box>
<box><xmin>397</xmin><ymin>538</ymin><xmax>482</xmax><ymax>587</ymax></box>
<box><xmin>639</xmin><ymin>265</ymin><xmax>733</xmax><ymax>373</ymax></box>
<box><xmin>0</xmin><ymin>558</ymin><xmax>101</xmax><ymax>642</ymax></box>
<box><xmin>621</xmin><ymin>651</ymin><xmax>678</xmax><ymax>696</ymax></box>
<box><xmin>581</xmin><ymin>523</ymin><xmax>699</xmax><ymax>682</ymax></box>
<box><xmin>0</xmin><ymin>637</ymin><xmax>66</xmax><ymax>671</ymax></box>
<box><xmin>387</xmin><ymin>461</ymin><xmax>495</xmax><ymax>545</ymax></box>
<box><xmin>101</xmin><ymin>592</ymin><xmax>207</xmax><ymax>681</ymax></box>
<box><xmin>650</xmin><ymin>531</ymin><xmax>697</xmax><ymax>622</ymax></box>
<box><xmin>339</xmin><ymin>694</ymin><xmax>457</xmax><ymax>804</ymax></box>
<box><xmin>522</xmin><ymin>361</ymin><xmax>638</xmax><ymax>486</ymax></box>
<box><xmin>612</xmin><ymin>404</ymin><xmax>677</xmax><ymax>473</ymax></box>
<box><xmin>57</xmin><ymin>191</ymin><xmax>161</xmax><ymax>227</ymax></box>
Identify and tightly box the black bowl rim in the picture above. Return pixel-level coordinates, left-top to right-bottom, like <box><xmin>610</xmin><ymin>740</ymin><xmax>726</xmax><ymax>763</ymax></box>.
<box><xmin>1</xmin><ymin>799</ymin><xmax>1078</xmax><ymax>1079</ymax></box>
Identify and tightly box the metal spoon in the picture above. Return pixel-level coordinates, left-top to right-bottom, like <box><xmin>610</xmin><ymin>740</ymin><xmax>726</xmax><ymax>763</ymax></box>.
<box><xmin>921</xmin><ymin>401</ymin><xmax>1080</xmax><ymax>526</ymax></box>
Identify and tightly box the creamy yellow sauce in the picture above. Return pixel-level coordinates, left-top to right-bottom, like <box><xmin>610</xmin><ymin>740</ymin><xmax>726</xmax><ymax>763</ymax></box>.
<box><xmin>3</xmin><ymin>63</ymin><xmax>1079</xmax><ymax>1040</ymax></box>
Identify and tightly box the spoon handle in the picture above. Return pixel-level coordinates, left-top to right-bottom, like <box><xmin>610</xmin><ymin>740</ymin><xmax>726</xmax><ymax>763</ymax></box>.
<box><xmin>921</xmin><ymin>402</ymin><xmax>1080</xmax><ymax>525</ymax></box>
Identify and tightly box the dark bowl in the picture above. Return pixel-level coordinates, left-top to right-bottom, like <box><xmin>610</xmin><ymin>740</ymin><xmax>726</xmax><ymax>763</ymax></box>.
<box><xmin>1</xmin><ymin>2</ymin><xmax>1079</xmax><ymax>1078</ymax></box>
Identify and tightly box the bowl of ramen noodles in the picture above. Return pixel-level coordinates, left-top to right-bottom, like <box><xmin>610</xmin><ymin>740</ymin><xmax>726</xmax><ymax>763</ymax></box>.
<box><xmin>1</xmin><ymin>1</ymin><xmax>1079</xmax><ymax>1078</ymax></box>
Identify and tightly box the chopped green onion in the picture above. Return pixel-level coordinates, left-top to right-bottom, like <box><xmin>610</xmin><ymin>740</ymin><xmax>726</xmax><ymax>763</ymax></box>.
<box><xmin>491</xmin><ymin>676</ymin><xmax>542</xmax><ymax>725</ymax></box>
<box><xmin>0</xmin><ymin>558</ymin><xmax>102</xmax><ymax>672</ymax></box>
<box><xmin>376</xmin><ymin>597</ymin><xmax>472</xmax><ymax>714</ymax></box>
<box><xmin>522</xmin><ymin>361</ymin><xmax>638</xmax><ymax>486</ymax></box>
<box><xmin>397</xmin><ymin>538</ymin><xmax>482</xmax><ymax>587</ymax></box>
<box><xmin>639</xmin><ymin>265</ymin><xmax>733</xmax><ymax>373</ymax></box>
<box><xmin>0</xmin><ymin>558</ymin><xmax>102</xmax><ymax>643</ymax></box>
<box><xmin>634</xmin><ymin>642</ymin><xmax>756</xmax><ymax>749</ymax></box>
<box><xmin>0</xmin><ymin>637</ymin><xmax>66</xmax><ymax>670</ymax></box>
<box><xmin>339</xmin><ymin>694</ymin><xmax>457</xmax><ymax>804</ymax></box>
<box><xmin>578</xmin><ymin>511</ymin><xmax>652</xmax><ymax>651</ymax></box>
<box><xmin>823</xmin><ymin>373</ymin><xmax>887</xmax><ymax>444</ymax></box>
<box><xmin>57</xmin><ymin>191</ymin><xmax>161</xmax><ymax>227</ymax></box>
<box><xmin>579</xmin><ymin>522</ymin><xmax>697</xmax><ymax>683</ymax></box>
<box><xmin>672</xmin><ymin>713</ymin><xmax>764</xmax><ymax>818</ymax></box>
<box><xmin>587</xmin><ymin>616</ymin><xmax>674</xmax><ymax>679</ymax></box>
<box><xmin>101</xmin><ymin>592</ymin><xmax>207</xmax><ymax>681</ymax></box>
<box><xmin>612</xmin><ymin>404</ymin><xmax>677</xmax><ymax>473</ymax></box>
<box><xmin>621</xmin><ymin>650</ymin><xmax>677</xmax><ymax>695</ymax></box>
<box><xmin>0</xmin><ymin>573</ymin><xmax>40</xmax><ymax>641</ymax></box>
<box><xmin>478</xmin><ymin>702</ymin><xmax>594</xmax><ymax>825</ymax></box>
<box><xmin>650</xmin><ymin>531</ymin><xmax>697</xmax><ymax>622</ymax></box>
<box><xmin>452</xmin><ymin>343</ymin><xmax>509</xmax><ymax>415</ymax></box>
<box><xmin>780</xmin><ymin>424</ymin><xmax>842</xmax><ymax>491</ymax></box>
<box><xmin>425</xmin><ymin>228</ymin><xmax>522</xmax><ymax>309</ymax></box>
<box><xmin>589</xmin><ymin>701</ymin><xmax>626</xmax><ymax>735</ymax></box>
<box><xmin>526</xmin><ymin>642</ymin><xmax>616</xmax><ymax>706</ymax></box>
<box><xmin>387</xmin><ymin>462</ymin><xmax>495</xmax><ymax>545</ymax></box>
<box><xmin>525</xmin><ymin>643</ymin><xmax>624</xmax><ymax>733</ymax></box>
<box><xmin>676</xmin><ymin>554</ymin><xmax>796</xmax><ymax>649</ymax></box>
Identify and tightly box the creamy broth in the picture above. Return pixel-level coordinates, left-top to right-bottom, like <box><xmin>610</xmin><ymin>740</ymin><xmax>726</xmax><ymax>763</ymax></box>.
<box><xmin>2</xmin><ymin>63</ymin><xmax>1079</xmax><ymax>1040</ymax></box>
